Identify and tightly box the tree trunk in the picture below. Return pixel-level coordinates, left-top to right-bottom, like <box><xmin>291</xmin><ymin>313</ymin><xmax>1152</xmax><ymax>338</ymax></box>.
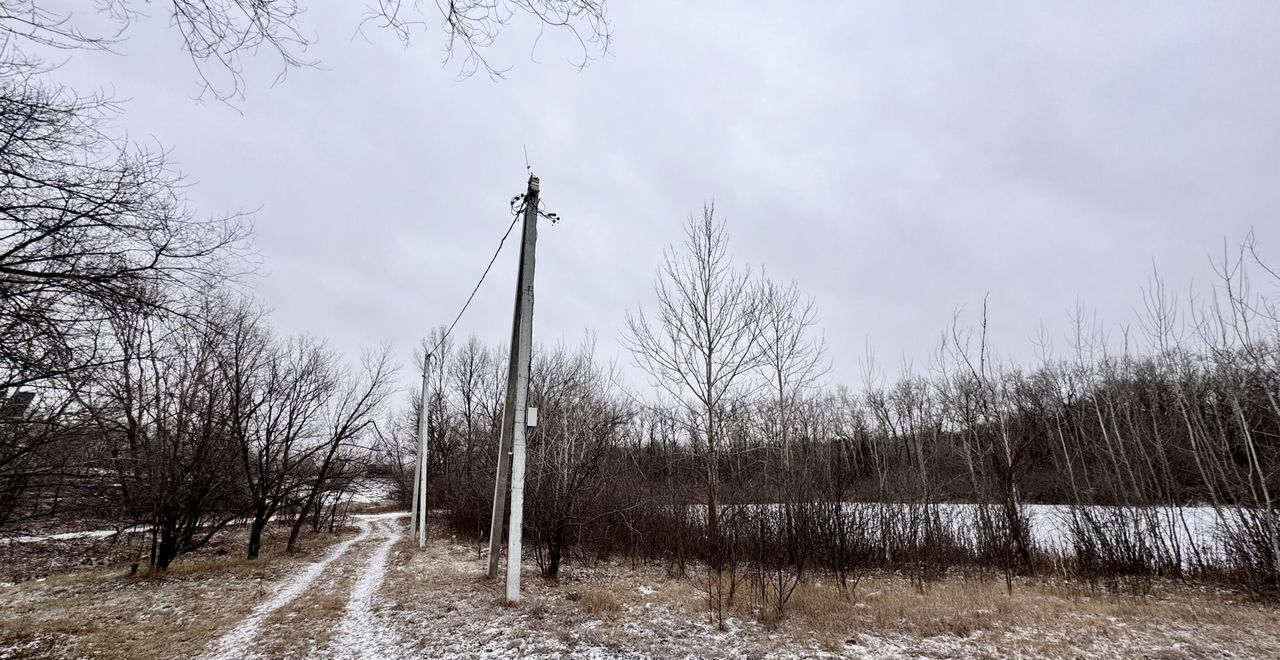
<box><xmin>247</xmin><ymin>514</ymin><xmax>267</xmax><ymax>560</ymax></box>
<box><xmin>548</xmin><ymin>523</ymin><xmax>565</xmax><ymax>581</ymax></box>
<box><xmin>155</xmin><ymin>528</ymin><xmax>180</xmax><ymax>570</ymax></box>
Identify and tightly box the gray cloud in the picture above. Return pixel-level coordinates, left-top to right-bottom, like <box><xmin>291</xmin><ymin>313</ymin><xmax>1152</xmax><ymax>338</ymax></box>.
<box><xmin>38</xmin><ymin>0</ymin><xmax>1280</xmax><ymax>387</ymax></box>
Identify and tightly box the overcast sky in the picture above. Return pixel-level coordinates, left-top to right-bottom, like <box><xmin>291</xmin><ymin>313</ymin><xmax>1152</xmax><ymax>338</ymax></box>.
<box><xmin>38</xmin><ymin>1</ymin><xmax>1280</xmax><ymax>390</ymax></box>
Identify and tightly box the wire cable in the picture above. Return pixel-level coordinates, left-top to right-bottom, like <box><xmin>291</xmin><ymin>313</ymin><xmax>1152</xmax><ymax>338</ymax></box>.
<box><xmin>424</xmin><ymin>203</ymin><xmax>525</xmax><ymax>359</ymax></box>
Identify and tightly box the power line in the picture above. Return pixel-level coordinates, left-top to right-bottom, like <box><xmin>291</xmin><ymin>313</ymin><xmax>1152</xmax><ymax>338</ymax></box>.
<box><xmin>424</xmin><ymin>200</ymin><xmax>525</xmax><ymax>359</ymax></box>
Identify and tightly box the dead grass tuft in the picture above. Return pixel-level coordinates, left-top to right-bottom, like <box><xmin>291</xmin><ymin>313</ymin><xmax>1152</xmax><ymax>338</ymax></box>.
<box><xmin>577</xmin><ymin>586</ymin><xmax>623</xmax><ymax>618</ymax></box>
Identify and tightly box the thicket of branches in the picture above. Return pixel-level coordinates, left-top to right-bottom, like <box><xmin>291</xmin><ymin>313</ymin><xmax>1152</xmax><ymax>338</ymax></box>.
<box><xmin>0</xmin><ymin>19</ymin><xmax>395</xmax><ymax>571</ymax></box>
<box><xmin>0</xmin><ymin>0</ymin><xmax>611</xmax><ymax>99</ymax></box>
<box><xmin>396</xmin><ymin>212</ymin><xmax>1280</xmax><ymax>626</ymax></box>
<box><xmin>2</xmin><ymin>287</ymin><xmax>396</xmax><ymax>571</ymax></box>
<box><xmin>0</xmin><ymin>0</ymin><xmax>610</xmax><ymax>574</ymax></box>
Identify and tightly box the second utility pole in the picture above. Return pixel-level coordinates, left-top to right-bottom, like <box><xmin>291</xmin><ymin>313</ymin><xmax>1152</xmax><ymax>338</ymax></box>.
<box><xmin>487</xmin><ymin>174</ymin><xmax>540</xmax><ymax>605</ymax></box>
<box><xmin>416</xmin><ymin>351</ymin><xmax>430</xmax><ymax>548</ymax></box>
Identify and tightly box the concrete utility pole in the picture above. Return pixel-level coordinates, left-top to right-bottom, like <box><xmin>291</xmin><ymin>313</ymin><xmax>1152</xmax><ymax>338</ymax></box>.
<box><xmin>410</xmin><ymin>430</ymin><xmax>421</xmax><ymax>542</ymax></box>
<box><xmin>416</xmin><ymin>352</ymin><xmax>430</xmax><ymax>548</ymax></box>
<box><xmin>409</xmin><ymin>450</ymin><xmax>419</xmax><ymax>539</ymax></box>
<box><xmin>486</xmin><ymin>175</ymin><xmax>540</xmax><ymax>603</ymax></box>
<box><xmin>487</xmin><ymin>307</ymin><xmax>521</xmax><ymax>575</ymax></box>
<box><xmin>410</xmin><ymin>358</ymin><xmax>423</xmax><ymax>543</ymax></box>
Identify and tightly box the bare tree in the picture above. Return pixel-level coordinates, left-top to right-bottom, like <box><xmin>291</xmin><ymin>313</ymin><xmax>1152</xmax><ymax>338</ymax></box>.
<box><xmin>445</xmin><ymin>335</ymin><xmax>502</xmax><ymax>537</ymax></box>
<box><xmin>96</xmin><ymin>293</ymin><xmax>245</xmax><ymax>570</ymax></box>
<box><xmin>218</xmin><ymin>305</ymin><xmax>337</xmax><ymax>559</ymax></box>
<box><xmin>0</xmin><ymin>57</ymin><xmax>248</xmax><ymax>521</ymax></box>
<box><xmin>623</xmin><ymin>205</ymin><xmax>763</xmax><ymax>627</ymax></box>
<box><xmin>524</xmin><ymin>337</ymin><xmax>631</xmax><ymax>580</ymax></box>
<box><xmin>0</xmin><ymin>57</ymin><xmax>249</xmax><ymax>393</ymax></box>
<box><xmin>366</xmin><ymin>0</ymin><xmax>610</xmax><ymax>80</ymax></box>
<box><xmin>286</xmin><ymin>346</ymin><xmax>394</xmax><ymax>552</ymax></box>
<box><xmin>755</xmin><ymin>276</ymin><xmax>827</xmax><ymax>613</ymax></box>
<box><xmin>758</xmin><ymin>276</ymin><xmax>828</xmax><ymax>469</ymax></box>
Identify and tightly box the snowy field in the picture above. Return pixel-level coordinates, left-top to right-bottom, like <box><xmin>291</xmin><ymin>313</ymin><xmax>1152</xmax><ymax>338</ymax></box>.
<box><xmin>1022</xmin><ymin>503</ymin><xmax>1229</xmax><ymax>562</ymax></box>
<box><xmin>3</xmin><ymin>499</ymin><xmax>1278</xmax><ymax>658</ymax></box>
<box><xmin>4</xmin><ymin>512</ymin><xmax>1280</xmax><ymax>658</ymax></box>
<box><xmin>1</xmin><ymin>476</ymin><xmax>400</xmax><ymax>548</ymax></box>
<box><xmin>346</xmin><ymin>478</ymin><xmax>399</xmax><ymax>505</ymax></box>
<box><xmin>0</xmin><ymin>525</ymin><xmax>150</xmax><ymax>547</ymax></box>
<box><xmin>913</xmin><ymin>502</ymin><xmax>1231</xmax><ymax>566</ymax></box>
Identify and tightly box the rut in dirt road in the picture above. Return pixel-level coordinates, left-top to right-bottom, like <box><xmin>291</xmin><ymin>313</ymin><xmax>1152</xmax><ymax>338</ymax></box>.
<box><xmin>198</xmin><ymin>512</ymin><xmax>408</xmax><ymax>660</ymax></box>
<box><xmin>322</xmin><ymin>515</ymin><xmax>407</xmax><ymax>659</ymax></box>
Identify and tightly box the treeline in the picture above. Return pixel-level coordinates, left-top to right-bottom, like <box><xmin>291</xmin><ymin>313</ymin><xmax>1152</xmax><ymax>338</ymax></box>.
<box><xmin>2</xmin><ymin>297</ymin><xmax>394</xmax><ymax>569</ymax></box>
<box><xmin>0</xmin><ymin>13</ymin><xmax>395</xmax><ymax>570</ymax></box>
<box><xmin>401</xmin><ymin>212</ymin><xmax>1279</xmax><ymax>625</ymax></box>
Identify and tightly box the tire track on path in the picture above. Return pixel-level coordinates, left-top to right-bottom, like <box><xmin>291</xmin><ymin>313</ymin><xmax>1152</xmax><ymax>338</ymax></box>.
<box><xmin>323</xmin><ymin>513</ymin><xmax>408</xmax><ymax>659</ymax></box>
<box><xmin>199</xmin><ymin>513</ymin><xmax>404</xmax><ymax>660</ymax></box>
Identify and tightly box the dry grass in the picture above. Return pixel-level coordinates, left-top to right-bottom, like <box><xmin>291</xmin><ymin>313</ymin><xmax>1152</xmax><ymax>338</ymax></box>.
<box><xmin>721</xmin><ymin>571</ymin><xmax>1280</xmax><ymax>657</ymax></box>
<box><xmin>6</xmin><ymin>513</ymin><xmax>1279</xmax><ymax>659</ymax></box>
<box><xmin>577</xmin><ymin>586</ymin><xmax>623</xmax><ymax>617</ymax></box>
<box><xmin>384</xmin><ymin>527</ymin><xmax>1270</xmax><ymax>657</ymax></box>
<box><xmin>0</xmin><ymin>526</ymin><xmax>354</xmax><ymax>660</ymax></box>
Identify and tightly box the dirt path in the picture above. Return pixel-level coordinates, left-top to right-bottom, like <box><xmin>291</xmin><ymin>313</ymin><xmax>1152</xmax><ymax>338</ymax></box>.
<box><xmin>199</xmin><ymin>512</ymin><xmax>408</xmax><ymax>660</ymax></box>
<box><xmin>321</xmin><ymin>515</ymin><xmax>406</xmax><ymax>659</ymax></box>
<box><xmin>180</xmin><ymin>512</ymin><xmax>1280</xmax><ymax>659</ymax></box>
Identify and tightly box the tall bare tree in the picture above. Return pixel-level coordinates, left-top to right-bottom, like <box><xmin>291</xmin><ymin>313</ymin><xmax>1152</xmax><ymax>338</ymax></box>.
<box><xmin>525</xmin><ymin>337</ymin><xmax>631</xmax><ymax>580</ymax></box>
<box><xmin>758</xmin><ymin>276</ymin><xmax>828</xmax><ymax>468</ymax></box>
<box><xmin>755</xmin><ymin>276</ymin><xmax>827</xmax><ymax>612</ymax></box>
<box><xmin>218</xmin><ymin>306</ymin><xmax>338</xmax><ymax>559</ymax></box>
<box><xmin>286</xmin><ymin>347</ymin><xmax>394</xmax><ymax>552</ymax></box>
<box><xmin>0</xmin><ymin>58</ymin><xmax>248</xmax><ymax>393</ymax></box>
<box><xmin>623</xmin><ymin>205</ymin><xmax>763</xmax><ymax>626</ymax></box>
<box><xmin>0</xmin><ymin>58</ymin><xmax>248</xmax><ymax>525</ymax></box>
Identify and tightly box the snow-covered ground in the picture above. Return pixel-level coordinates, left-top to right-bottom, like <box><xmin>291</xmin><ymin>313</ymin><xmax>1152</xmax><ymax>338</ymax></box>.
<box><xmin>346</xmin><ymin>478</ymin><xmax>399</xmax><ymax>505</ymax></box>
<box><xmin>325</xmin><ymin>514</ymin><xmax>405</xmax><ymax>659</ymax></box>
<box><xmin>2</xmin><ymin>477</ymin><xmax>398</xmax><ymax>548</ymax></box>
<box><xmin>198</xmin><ymin>514</ymin><xmax>401</xmax><ymax>660</ymax></box>
<box><xmin>5</xmin><ymin>510</ymin><xmax>1279</xmax><ymax>659</ymax></box>
<box><xmin>0</xmin><ymin>525</ymin><xmax>150</xmax><ymax>546</ymax></box>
